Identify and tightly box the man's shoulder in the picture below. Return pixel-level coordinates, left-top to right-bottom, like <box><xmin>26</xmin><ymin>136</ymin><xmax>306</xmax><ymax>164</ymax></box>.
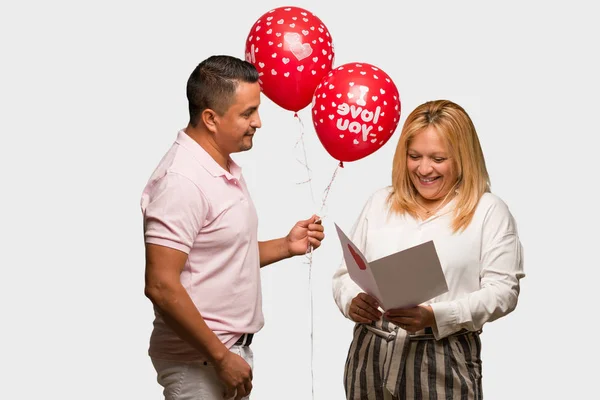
<box><xmin>164</xmin><ymin>144</ymin><xmax>214</xmax><ymax>187</ymax></box>
<box><xmin>142</xmin><ymin>143</ymin><xmax>213</xmax><ymax>197</ymax></box>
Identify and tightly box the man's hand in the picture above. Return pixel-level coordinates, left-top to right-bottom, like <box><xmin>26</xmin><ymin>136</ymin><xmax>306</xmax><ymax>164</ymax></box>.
<box><xmin>215</xmin><ymin>351</ymin><xmax>253</xmax><ymax>400</ymax></box>
<box><xmin>349</xmin><ymin>293</ymin><xmax>382</xmax><ymax>323</ymax></box>
<box><xmin>384</xmin><ymin>305</ymin><xmax>435</xmax><ymax>333</ymax></box>
<box><xmin>286</xmin><ymin>215</ymin><xmax>325</xmax><ymax>256</ymax></box>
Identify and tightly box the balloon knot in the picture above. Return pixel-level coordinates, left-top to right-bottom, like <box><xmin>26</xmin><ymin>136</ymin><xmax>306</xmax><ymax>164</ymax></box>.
<box><xmin>339</xmin><ymin>161</ymin><xmax>344</xmax><ymax>168</ymax></box>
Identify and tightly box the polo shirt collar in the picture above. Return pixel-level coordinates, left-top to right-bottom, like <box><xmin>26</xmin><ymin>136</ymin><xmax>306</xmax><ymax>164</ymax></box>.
<box><xmin>176</xmin><ymin>130</ymin><xmax>242</xmax><ymax>181</ymax></box>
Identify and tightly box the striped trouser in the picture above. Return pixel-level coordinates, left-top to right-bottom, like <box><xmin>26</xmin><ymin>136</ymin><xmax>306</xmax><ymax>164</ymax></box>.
<box><xmin>344</xmin><ymin>321</ymin><xmax>483</xmax><ymax>400</ymax></box>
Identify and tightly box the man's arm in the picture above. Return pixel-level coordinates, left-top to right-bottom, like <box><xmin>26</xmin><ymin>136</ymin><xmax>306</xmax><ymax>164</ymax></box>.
<box><xmin>258</xmin><ymin>238</ymin><xmax>292</xmax><ymax>267</ymax></box>
<box><xmin>144</xmin><ymin>243</ymin><xmax>253</xmax><ymax>399</ymax></box>
<box><xmin>144</xmin><ymin>243</ymin><xmax>228</xmax><ymax>362</ymax></box>
<box><xmin>259</xmin><ymin>215</ymin><xmax>324</xmax><ymax>268</ymax></box>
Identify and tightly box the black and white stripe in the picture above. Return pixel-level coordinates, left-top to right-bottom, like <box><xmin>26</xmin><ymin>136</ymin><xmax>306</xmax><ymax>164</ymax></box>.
<box><xmin>343</xmin><ymin>321</ymin><xmax>482</xmax><ymax>399</ymax></box>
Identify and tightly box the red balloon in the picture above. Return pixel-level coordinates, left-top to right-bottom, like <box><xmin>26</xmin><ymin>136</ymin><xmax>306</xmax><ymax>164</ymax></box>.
<box><xmin>245</xmin><ymin>6</ymin><xmax>335</xmax><ymax>112</ymax></box>
<box><xmin>312</xmin><ymin>62</ymin><xmax>401</xmax><ymax>163</ymax></box>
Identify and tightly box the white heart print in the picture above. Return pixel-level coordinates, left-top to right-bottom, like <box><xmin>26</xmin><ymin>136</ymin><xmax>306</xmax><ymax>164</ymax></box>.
<box><xmin>284</xmin><ymin>32</ymin><xmax>313</xmax><ymax>61</ymax></box>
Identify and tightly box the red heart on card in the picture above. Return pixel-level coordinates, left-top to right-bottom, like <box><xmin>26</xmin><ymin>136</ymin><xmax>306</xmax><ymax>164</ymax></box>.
<box><xmin>347</xmin><ymin>244</ymin><xmax>367</xmax><ymax>270</ymax></box>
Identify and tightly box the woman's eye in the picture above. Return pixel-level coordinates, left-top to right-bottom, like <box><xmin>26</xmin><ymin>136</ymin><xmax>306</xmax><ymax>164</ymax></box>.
<box><xmin>408</xmin><ymin>154</ymin><xmax>420</xmax><ymax>159</ymax></box>
<box><xmin>434</xmin><ymin>158</ymin><xmax>446</xmax><ymax>163</ymax></box>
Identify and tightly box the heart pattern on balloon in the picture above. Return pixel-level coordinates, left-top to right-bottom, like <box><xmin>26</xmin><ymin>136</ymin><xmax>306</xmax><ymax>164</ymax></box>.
<box><xmin>245</xmin><ymin>6</ymin><xmax>334</xmax><ymax>112</ymax></box>
<box><xmin>311</xmin><ymin>62</ymin><xmax>401</xmax><ymax>163</ymax></box>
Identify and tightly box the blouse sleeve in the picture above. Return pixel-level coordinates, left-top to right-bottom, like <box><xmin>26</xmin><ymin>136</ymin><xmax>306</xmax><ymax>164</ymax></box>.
<box><xmin>431</xmin><ymin>198</ymin><xmax>525</xmax><ymax>338</ymax></box>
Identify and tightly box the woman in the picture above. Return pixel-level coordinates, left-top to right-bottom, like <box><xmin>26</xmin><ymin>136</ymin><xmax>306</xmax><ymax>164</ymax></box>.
<box><xmin>332</xmin><ymin>100</ymin><xmax>525</xmax><ymax>399</ymax></box>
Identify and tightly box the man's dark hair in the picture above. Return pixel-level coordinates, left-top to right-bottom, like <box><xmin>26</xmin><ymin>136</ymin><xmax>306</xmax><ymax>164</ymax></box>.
<box><xmin>186</xmin><ymin>55</ymin><xmax>259</xmax><ymax>127</ymax></box>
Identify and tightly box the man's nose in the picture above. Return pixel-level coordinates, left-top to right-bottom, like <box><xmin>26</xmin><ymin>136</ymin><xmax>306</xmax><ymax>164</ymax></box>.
<box><xmin>252</xmin><ymin>112</ymin><xmax>262</xmax><ymax>129</ymax></box>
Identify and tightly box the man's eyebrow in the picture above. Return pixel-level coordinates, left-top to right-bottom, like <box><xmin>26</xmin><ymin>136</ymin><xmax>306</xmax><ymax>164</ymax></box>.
<box><xmin>241</xmin><ymin>106</ymin><xmax>258</xmax><ymax>114</ymax></box>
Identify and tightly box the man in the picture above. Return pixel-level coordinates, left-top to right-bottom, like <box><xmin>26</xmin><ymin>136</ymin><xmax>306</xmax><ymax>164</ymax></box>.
<box><xmin>141</xmin><ymin>55</ymin><xmax>325</xmax><ymax>400</ymax></box>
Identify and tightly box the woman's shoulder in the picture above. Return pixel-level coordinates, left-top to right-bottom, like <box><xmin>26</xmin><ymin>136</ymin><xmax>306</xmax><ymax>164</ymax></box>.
<box><xmin>363</xmin><ymin>186</ymin><xmax>394</xmax><ymax>210</ymax></box>
<box><xmin>477</xmin><ymin>192</ymin><xmax>512</xmax><ymax>213</ymax></box>
<box><xmin>476</xmin><ymin>192</ymin><xmax>519</xmax><ymax>228</ymax></box>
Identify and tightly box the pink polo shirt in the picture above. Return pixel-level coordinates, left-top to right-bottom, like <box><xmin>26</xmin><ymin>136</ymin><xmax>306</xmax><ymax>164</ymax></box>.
<box><xmin>140</xmin><ymin>130</ymin><xmax>264</xmax><ymax>361</ymax></box>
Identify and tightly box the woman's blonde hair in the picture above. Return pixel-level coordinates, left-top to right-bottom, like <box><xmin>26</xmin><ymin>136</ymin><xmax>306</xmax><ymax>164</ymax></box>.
<box><xmin>388</xmin><ymin>100</ymin><xmax>490</xmax><ymax>232</ymax></box>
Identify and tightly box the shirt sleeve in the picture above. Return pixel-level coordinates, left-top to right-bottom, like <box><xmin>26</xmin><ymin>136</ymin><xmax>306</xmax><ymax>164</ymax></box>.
<box><xmin>431</xmin><ymin>198</ymin><xmax>525</xmax><ymax>338</ymax></box>
<box><xmin>332</xmin><ymin>195</ymin><xmax>374</xmax><ymax>320</ymax></box>
<box><xmin>141</xmin><ymin>172</ymin><xmax>208</xmax><ymax>254</ymax></box>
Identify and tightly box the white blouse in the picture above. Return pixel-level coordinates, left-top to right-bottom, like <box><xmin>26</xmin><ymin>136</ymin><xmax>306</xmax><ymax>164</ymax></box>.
<box><xmin>332</xmin><ymin>187</ymin><xmax>525</xmax><ymax>339</ymax></box>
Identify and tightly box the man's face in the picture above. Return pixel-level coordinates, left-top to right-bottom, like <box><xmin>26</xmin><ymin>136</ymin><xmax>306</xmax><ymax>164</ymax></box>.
<box><xmin>213</xmin><ymin>81</ymin><xmax>262</xmax><ymax>154</ymax></box>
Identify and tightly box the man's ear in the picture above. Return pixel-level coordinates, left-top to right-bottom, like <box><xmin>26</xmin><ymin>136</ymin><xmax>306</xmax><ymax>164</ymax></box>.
<box><xmin>201</xmin><ymin>109</ymin><xmax>218</xmax><ymax>133</ymax></box>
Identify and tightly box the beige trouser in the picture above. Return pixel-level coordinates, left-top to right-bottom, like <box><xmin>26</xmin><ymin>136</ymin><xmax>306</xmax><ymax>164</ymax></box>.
<box><xmin>151</xmin><ymin>345</ymin><xmax>253</xmax><ymax>400</ymax></box>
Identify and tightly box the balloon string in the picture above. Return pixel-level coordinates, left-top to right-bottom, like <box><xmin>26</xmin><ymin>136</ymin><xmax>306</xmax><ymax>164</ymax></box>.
<box><xmin>304</xmin><ymin>162</ymin><xmax>342</xmax><ymax>400</ymax></box>
<box><xmin>294</xmin><ymin>112</ymin><xmax>316</xmax><ymax>205</ymax></box>
<box><xmin>295</xmin><ymin>112</ymin><xmax>343</xmax><ymax>400</ymax></box>
<box><xmin>294</xmin><ymin>111</ymin><xmax>316</xmax><ymax>400</ymax></box>
<box><xmin>317</xmin><ymin>162</ymin><xmax>343</xmax><ymax>218</ymax></box>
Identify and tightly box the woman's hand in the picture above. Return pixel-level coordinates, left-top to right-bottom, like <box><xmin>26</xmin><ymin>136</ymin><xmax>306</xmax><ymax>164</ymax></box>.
<box><xmin>384</xmin><ymin>305</ymin><xmax>435</xmax><ymax>333</ymax></box>
<box><xmin>349</xmin><ymin>293</ymin><xmax>382</xmax><ymax>323</ymax></box>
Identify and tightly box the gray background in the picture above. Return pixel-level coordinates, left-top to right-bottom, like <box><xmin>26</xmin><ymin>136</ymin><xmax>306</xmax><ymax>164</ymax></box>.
<box><xmin>1</xmin><ymin>0</ymin><xmax>597</xmax><ymax>399</ymax></box>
